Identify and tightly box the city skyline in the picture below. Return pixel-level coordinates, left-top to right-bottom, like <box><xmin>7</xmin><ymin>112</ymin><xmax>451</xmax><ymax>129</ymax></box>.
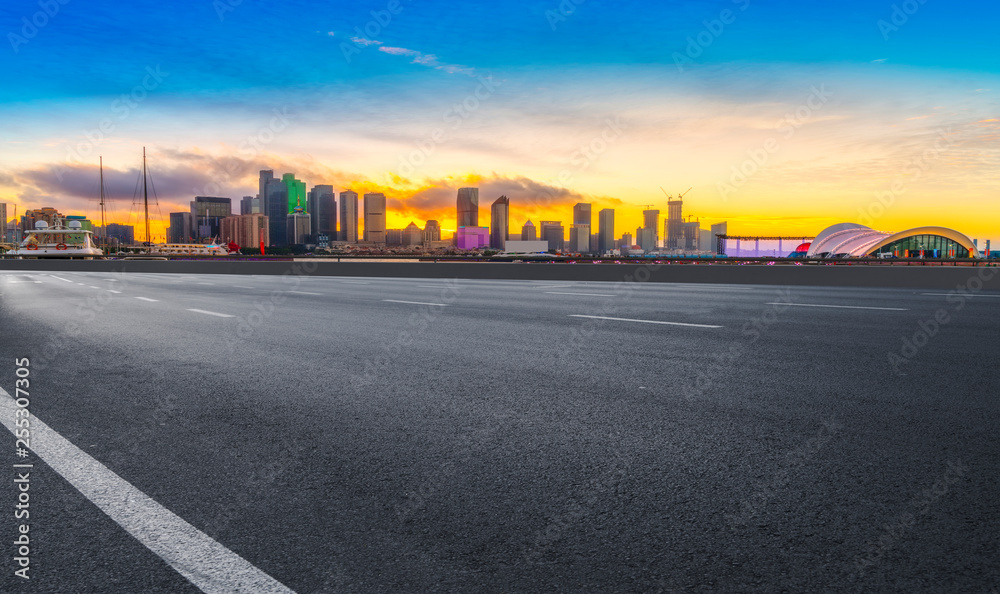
<box><xmin>1</xmin><ymin>1</ymin><xmax>998</xmax><ymax>244</ymax></box>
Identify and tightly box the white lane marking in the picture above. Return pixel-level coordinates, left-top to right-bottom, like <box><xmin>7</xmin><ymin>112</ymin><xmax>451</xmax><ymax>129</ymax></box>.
<box><xmin>384</xmin><ymin>299</ymin><xmax>448</xmax><ymax>307</ymax></box>
<box><xmin>135</xmin><ymin>297</ymin><xmax>159</xmax><ymax>302</ymax></box>
<box><xmin>546</xmin><ymin>291</ymin><xmax>615</xmax><ymax>297</ymax></box>
<box><xmin>288</xmin><ymin>290</ymin><xmax>322</xmax><ymax>296</ymax></box>
<box><xmin>0</xmin><ymin>387</ymin><xmax>294</xmax><ymax>594</ymax></box>
<box><xmin>920</xmin><ymin>293</ymin><xmax>1000</xmax><ymax>298</ymax></box>
<box><xmin>50</xmin><ymin>275</ymin><xmax>75</xmax><ymax>283</ymax></box>
<box><xmin>197</xmin><ymin>282</ymin><xmax>215</xmax><ymax>286</ymax></box>
<box><xmin>77</xmin><ymin>283</ymin><xmax>87</xmax><ymax>285</ymax></box>
<box><xmin>534</xmin><ymin>285</ymin><xmax>571</xmax><ymax>289</ymax></box>
<box><xmin>768</xmin><ymin>302</ymin><xmax>908</xmax><ymax>311</ymax></box>
<box><xmin>416</xmin><ymin>285</ymin><xmax>451</xmax><ymax>288</ymax></box>
<box><xmin>108</xmin><ymin>290</ymin><xmax>122</xmax><ymax>294</ymax></box>
<box><xmin>87</xmin><ymin>285</ymin><xmax>100</xmax><ymax>289</ymax></box>
<box><xmin>233</xmin><ymin>285</ymin><xmax>255</xmax><ymax>289</ymax></box>
<box><xmin>341</xmin><ymin>281</ymin><xmax>370</xmax><ymax>284</ymax></box>
<box><xmin>187</xmin><ymin>308</ymin><xmax>235</xmax><ymax>318</ymax></box>
<box><xmin>8</xmin><ymin>281</ymin><xmax>43</xmax><ymax>284</ymax></box>
<box><xmin>569</xmin><ymin>314</ymin><xmax>723</xmax><ymax>328</ymax></box>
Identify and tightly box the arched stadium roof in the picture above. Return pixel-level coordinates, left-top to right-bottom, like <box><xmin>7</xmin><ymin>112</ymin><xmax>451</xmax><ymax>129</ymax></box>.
<box><xmin>806</xmin><ymin>223</ymin><xmax>981</xmax><ymax>258</ymax></box>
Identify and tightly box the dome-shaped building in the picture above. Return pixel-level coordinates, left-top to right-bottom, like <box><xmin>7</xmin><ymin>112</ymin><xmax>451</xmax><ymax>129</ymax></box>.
<box><xmin>806</xmin><ymin>223</ymin><xmax>980</xmax><ymax>259</ymax></box>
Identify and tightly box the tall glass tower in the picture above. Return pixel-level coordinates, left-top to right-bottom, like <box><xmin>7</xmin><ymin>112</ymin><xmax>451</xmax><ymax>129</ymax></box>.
<box><xmin>457</xmin><ymin>187</ymin><xmax>479</xmax><ymax>228</ymax></box>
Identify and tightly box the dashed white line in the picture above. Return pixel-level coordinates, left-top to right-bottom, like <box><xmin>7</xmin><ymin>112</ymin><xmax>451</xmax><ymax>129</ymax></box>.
<box><xmin>187</xmin><ymin>309</ymin><xmax>235</xmax><ymax>318</ymax></box>
<box><xmin>546</xmin><ymin>291</ymin><xmax>616</xmax><ymax>297</ymax></box>
<box><xmin>87</xmin><ymin>285</ymin><xmax>100</xmax><ymax>289</ymax></box>
<box><xmin>288</xmin><ymin>290</ymin><xmax>322</xmax><ymax>296</ymax></box>
<box><xmin>233</xmin><ymin>285</ymin><xmax>255</xmax><ymax>289</ymax></box>
<box><xmin>50</xmin><ymin>275</ymin><xmax>75</xmax><ymax>283</ymax></box>
<box><xmin>341</xmin><ymin>281</ymin><xmax>370</xmax><ymax>284</ymax></box>
<box><xmin>0</xmin><ymin>387</ymin><xmax>294</xmax><ymax>594</ymax></box>
<box><xmin>108</xmin><ymin>290</ymin><xmax>122</xmax><ymax>294</ymax></box>
<box><xmin>569</xmin><ymin>314</ymin><xmax>723</xmax><ymax>328</ymax></box>
<box><xmin>134</xmin><ymin>297</ymin><xmax>159</xmax><ymax>302</ymax></box>
<box><xmin>768</xmin><ymin>302</ymin><xmax>908</xmax><ymax>311</ymax></box>
<box><xmin>384</xmin><ymin>299</ymin><xmax>448</xmax><ymax>307</ymax></box>
<box><xmin>920</xmin><ymin>293</ymin><xmax>1000</xmax><ymax>298</ymax></box>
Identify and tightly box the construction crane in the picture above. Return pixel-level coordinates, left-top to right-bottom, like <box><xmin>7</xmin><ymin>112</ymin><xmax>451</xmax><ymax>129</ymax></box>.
<box><xmin>659</xmin><ymin>187</ymin><xmax>693</xmax><ymax>200</ymax></box>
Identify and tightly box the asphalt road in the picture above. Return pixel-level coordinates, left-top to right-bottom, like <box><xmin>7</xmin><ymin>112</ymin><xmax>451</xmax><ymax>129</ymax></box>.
<box><xmin>1</xmin><ymin>270</ymin><xmax>998</xmax><ymax>593</ymax></box>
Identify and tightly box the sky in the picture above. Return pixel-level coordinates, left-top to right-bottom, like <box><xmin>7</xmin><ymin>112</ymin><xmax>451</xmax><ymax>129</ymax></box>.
<box><xmin>1</xmin><ymin>0</ymin><xmax>998</xmax><ymax>244</ymax></box>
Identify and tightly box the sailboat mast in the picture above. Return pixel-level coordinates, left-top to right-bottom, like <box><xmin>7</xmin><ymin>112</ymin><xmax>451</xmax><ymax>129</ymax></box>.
<box><xmin>143</xmin><ymin>147</ymin><xmax>150</xmax><ymax>251</ymax></box>
<box><xmin>99</xmin><ymin>156</ymin><xmax>107</xmax><ymax>244</ymax></box>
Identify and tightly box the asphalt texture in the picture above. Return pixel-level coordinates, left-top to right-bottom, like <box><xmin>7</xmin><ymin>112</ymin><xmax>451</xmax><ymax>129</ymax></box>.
<box><xmin>1</xmin><ymin>270</ymin><xmax>998</xmax><ymax>593</ymax></box>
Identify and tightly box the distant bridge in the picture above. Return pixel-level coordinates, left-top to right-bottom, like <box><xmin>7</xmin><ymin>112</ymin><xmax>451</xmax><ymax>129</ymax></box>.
<box><xmin>715</xmin><ymin>235</ymin><xmax>815</xmax><ymax>256</ymax></box>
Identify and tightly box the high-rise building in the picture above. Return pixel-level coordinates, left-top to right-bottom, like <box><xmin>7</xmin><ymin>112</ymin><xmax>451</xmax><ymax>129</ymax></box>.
<box><xmin>569</xmin><ymin>224</ymin><xmax>591</xmax><ymax>254</ymax></box>
<box><xmin>637</xmin><ymin>226</ymin><xmax>656</xmax><ymax>252</ymax></box>
<box><xmin>104</xmin><ymin>223</ymin><xmax>135</xmax><ymax>245</ymax></box>
<box><xmin>282</xmin><ymin>174</ymin><xmax>306</xmax><ymax>214</ymax></box>
<box><xmin>168</xmin><ymin>212</ymin><xmax>193</xmax><ymax>243</ymax></box>
<box><xmin>403</xmin><ymin>222</ymin><xmax>422</xmax><ymax>246</ymax></box>
<box><xmin>642</xmin><ymin>209</ymin><xmax>660</xmax><ymax>246</ymax></box>
<box><xmin>239</xmin><ymin>195</ymin><xmax>260</xmax><ymax>215</ymax></box>
<box><xmin>457</xmin><ymin>187</ymin><xmax>479</xmax><ymax>228</ymax></box>
<box><xmin>308</xmin><ymin>185</ymin><xmax>336</xmax><ymax>241</ymax></box>
<box><xmin>339</xmin><ymin>190</ymin><xmax>359</xmax><ymax>242</ymax></box>
<box><xmin>220</xmin><ymin>213</ymin><xmax>269</xmax><ymax>248</ymax></box>
<box><xmin>0</xmin><ymin>203</ymin><xmax>7</xmax><ymax>242</ymax></box>
<box><xmin>620</xmin><ymin>232</ymin><xmax>633</xmax><ymax>250</ymax></box>
<box><xmin>539</xmin><ymin>221</ymin><xmax>564</xmax><ymax>252</ymax></box>
<box><xmin>573</xmin><ymin>203</ymin><xmax>592</xmax><ymax>227</ymax></box>
<box><xmin>21</xmin><ymin>207</ymin><xmax>62</xmax><ymax>232</ymax></box>
<box><xmin>710</xmin><ymin>221</ymin><xmax>728</xmax><ymax>255</ymax></box>
<box><xmin>286</xmin><ymin>209</ymin><xmax>311</xmax><ymax>245</ymax></box>
<box><xmin>423</xmin><ymin>220</ymin><xmax>441</xmax><ymax>243</ymax></box>
<box><xmin>386</xmin><ymin>229</ymin><xmax>404</xmax><ymax>245</ymax></box>
<box><xmin>521</xmin><ymin>220</ymin><xmax>537</xmax><ymax>241</ymax></box>
<box><xmin>190</xmin><ymin>197</ymin><xmax>232</xmax><ymax>240</ymax></box>
<box><xmin>260</xmin><ymin>171</ymin><xmax>288</xmax><ymax>246</ymax></box>
<box><xmin>598</xmin><ymin>209</ymin><xmax>614</xmax><ymax>254</ymax></box>
<box><xmin>490</xmin><ymin>195</ymin><xmax>509</xmax><ymax>250</ymax></box>
<box><xmin>684</xmin><ymin>220</ymin><xmax>700</xmax><ymax>250</ymax></box>
<box><xmin>667</xmin><ymin>198</ymin><xmax>683</xmax><ymax>249</ymax></box>
<box><xmin>363</xmin><ymin>192</ymin><xmax>386</xmax><ymax>244</ymax></box>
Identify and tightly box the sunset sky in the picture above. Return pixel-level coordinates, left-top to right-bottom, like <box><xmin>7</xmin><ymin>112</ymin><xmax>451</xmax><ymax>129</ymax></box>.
<box><xmin>2</xmin><ymin>0</ymin><xmax>998</xmax><ymax>243</ymax></box>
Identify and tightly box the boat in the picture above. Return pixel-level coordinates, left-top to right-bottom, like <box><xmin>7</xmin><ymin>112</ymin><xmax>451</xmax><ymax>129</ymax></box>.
<box><xmin>9</xmin><ymin>219</ymin><xmax>104</xmax><ymax>258</ymax></box>
<box><xmin>147</xmin><ymin>243</ymin><xmax>230</xmax><ymax>256</ymax></box>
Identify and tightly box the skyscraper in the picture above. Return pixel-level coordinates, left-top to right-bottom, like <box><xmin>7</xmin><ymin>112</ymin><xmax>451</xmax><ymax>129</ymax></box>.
<box><xmin>457</xmin><ymin>187</ymin><xmax>479</xmax><ymax>228</ymax></box>
<box><xmin>490</xmin><ymin>195</ymin><xmax>509</xmax><ymax>250</ymax></box>
<box><xmin>282</xmin><ymin>173</ymin><xmax>306</xmax><ymax>213</ymax></box>
<box><xmin>403</xmin><ymin>222</ymin><xmax>422</xmax><ymax>246</ymax></box>
<box><xmin>266</xmin><ymin>181</ymin><xmax>289</xmax><ymax>246</ymax></box>
<box><xmin>598</xmin><ymin>209</ymin><xmax>615</xmax><ymax>254</ymax></box>
<box><xmin>539</xmin><ymin>221</ymin><xmax>564</xmax><ymax>252</ymax></box>
<box><xmin>667</xmin><ymin>198</ymin><xmax>683</xmax><ymax>249</ymax></box>
<box><xmin>190</xmin><ymin>197</ymin><xmax>232</xmax><ymax>240</ymax></box>
<box><xmin>642</xmin><ymin>209</ymin><xmax>660</xmax><ymax>246</ymax></box>
<box><xmin>339</xmin><ymin>190</ymin><xmax>358</xmax><ymax>242</ymax></box>
<box><xmin>240</xmin><ymin>195</ymin><xmax>260</xmax><ymax>215</ymax></box>
<box><xmin>363</xmin><ymin>192</ymin><xmax>386</xmax><ymax>244</ymax></box>
<box><xmin>308</xmin><ymin>185</ymin><xmax>336</xmax><ymax>240</ymax></box>
<box><xmin>573</xmin><ymin>203</ymin><xmax>592</xmax><ymax>227</ymax></box>
<box><xmin>569</xmin><ymin>224</ymin><xmax>590</xmax><ymax>254</ymax></box>
<box><xmin>521</xmin><ymin>220</ymin><xmax>537</xmax><ymax>241</ymax></box>
<box><xmin>0</xmin><ymin>203</ymin><xmax>7</xmax><ymax>242</ymax></box>
<box><xmin>221</xmin><ymin>213</ymin><xmax>268</xmax><ymax>248</ymax></box>
<box><xmin>168</xmin><ymin>212</ymin><xmax>193</xmax><ymax>243</ymax></box>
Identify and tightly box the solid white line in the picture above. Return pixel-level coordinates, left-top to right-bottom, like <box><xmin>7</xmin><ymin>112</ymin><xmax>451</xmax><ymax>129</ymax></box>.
<box><xmin>187</xmin><ymin>309</ymin><xmax>235</xmax><ymax>318</ymax></box>
<box><xmin>384</xmin><ymin>299</ymin><xmax>448</xmax><ymax>307</ymax></box>
<box><xmin>108</xmin><ymin>290</ymin><xmax>122</xmax><ymax>294</ymax></box>
<box><xmin>768</xmin><ymin>302</ymin><xmax>908</xmax><ymax>311</ymax></box>
<box><xmin>920</xmin><ymin>293</ymin><xmax>1000</xmax><ymax>298</ymax></box>
<box><xmin>546</xmin><ymin>291</ymin><xmax>616</xmax><ymax>297</ymax></box>
<box><xmin>50</xmin><ymin>275</ymin><xmax>75</xmax><ymax>283</ymax></box>
<box><xmin>288</xmin><ymin>290</ymin><xmax>322</xmax><ymax>296</ymax></box>
<box><xmin>569</xmin><ymin>315</ymin><xmax>723</xmax><ymax>328</ymax></box>
<box><xmin>135</xmin><ymin>297</ymin><xmax>159</xmax><ymax>302</ymax></box>
<box><xmin>0</xmin><ymin>387</ymin><xmax>294</xmax><ymax>594</ymax></box>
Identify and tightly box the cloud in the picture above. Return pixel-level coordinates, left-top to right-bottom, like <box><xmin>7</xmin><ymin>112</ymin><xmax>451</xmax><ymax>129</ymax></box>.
<box><xmin>377</xmin><ymin>46</ymin><xmax>477</xmax><ymax>77</ymax></box>
<box><xmin>326</xmin><ymin>32</ymin><xmax>336</xmax><ymax>37</ymax></box>
<box><xmin>350</xmin><ymin>36</ymin><xmax>382</xmax><ymax>47</ymax></box>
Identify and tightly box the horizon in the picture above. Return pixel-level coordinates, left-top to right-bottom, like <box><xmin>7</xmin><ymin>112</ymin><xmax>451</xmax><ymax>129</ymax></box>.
<box><xmin>2</xmin><ymin>0</ymin><xmax>998</xmax><ymax>244</ymax></box>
